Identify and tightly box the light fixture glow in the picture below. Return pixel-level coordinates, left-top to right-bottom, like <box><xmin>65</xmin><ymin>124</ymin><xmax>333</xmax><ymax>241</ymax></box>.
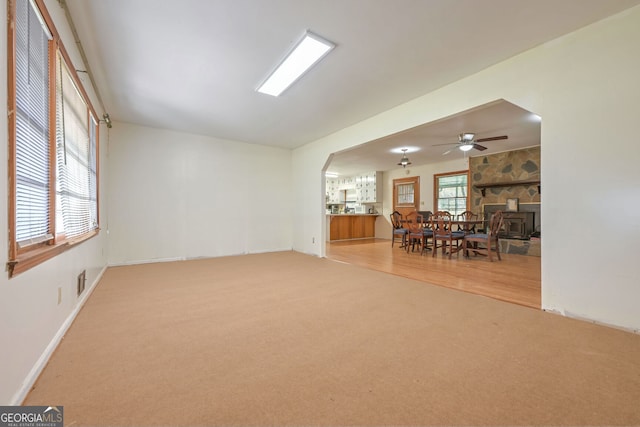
<box><xmin>459</xmin><ymin>143</ymin><xmax>474</xmax><ymax>152</ymax></box>
<box><xmin>257</xmin><ymin>31</ymin><xmax>335</xmax><ymax>97</ymax></box>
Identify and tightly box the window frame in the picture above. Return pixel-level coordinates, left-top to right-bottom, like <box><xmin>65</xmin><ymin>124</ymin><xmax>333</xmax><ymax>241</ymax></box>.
<box><xmin>7</xmin><ymin>0</ymin><xmax>100</xmax><ymax>277</ymax></box>
<box><xmin>433</xmin><ymin>170</ymin><xmax>470</xmax><ymax>217</ymax></box>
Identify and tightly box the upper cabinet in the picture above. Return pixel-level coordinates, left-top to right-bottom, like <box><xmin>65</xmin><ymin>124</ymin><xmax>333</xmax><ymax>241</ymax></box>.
<box><xmin>325</xmin><ymin>178</ymin><xmax>345</xmax><ymax>204</ymax></box>
<box><xmin>327</xmin><ymin>171</ymin><xmax>381</xmax><ymax>203</ymax></box>
<box><xmin>355</xmin><ymin>171</ymin><xmax>382</xmax><ymax>203</ymax></box>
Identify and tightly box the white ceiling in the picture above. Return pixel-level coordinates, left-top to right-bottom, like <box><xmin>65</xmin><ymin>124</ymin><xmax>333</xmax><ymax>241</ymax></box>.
<box><xmin>326</xmin><ymin>99</ymin><xmax>541</xmax><ymax>175</ymax></box>
<box><xmin>67</xmin><ymin>0</ymin><xmax>639</xmax><ymax>155</ymax></box>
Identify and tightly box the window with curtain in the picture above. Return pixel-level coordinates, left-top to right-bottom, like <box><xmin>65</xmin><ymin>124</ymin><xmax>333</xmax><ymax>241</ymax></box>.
<box><xmin>396</xmin><ymin>183</ymin><xmax>415</xmax><ymax>205</ymax></box>
<box><xmin>8</xmin><ymin>0</ymin><xmax>99</xmax><ymax>277</ymax></box>
<box><xmin>434</xmin><ymin>171</ymin><xmax>469</xmax><ymax>217</ymax></box>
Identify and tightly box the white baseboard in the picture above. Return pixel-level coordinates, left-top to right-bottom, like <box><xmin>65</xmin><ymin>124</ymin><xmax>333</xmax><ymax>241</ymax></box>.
<box><xmin>11</xmin><ymin>265</ymin><xmax>108</xmax><ymax>405</ymax></box>
<box><xmin>108</xmin><ymin>256</ymin><xmax>185</xmax><ymax>267</ymax></box>
<box><xmin>107</xmin><ymin>249</ymin><xmax>295</xmax><ymax>268</ymax></box>
<box><xmin>543</xmin><ymin>308</ymin><xmax>639</xmax><ymax>335</ymax></box>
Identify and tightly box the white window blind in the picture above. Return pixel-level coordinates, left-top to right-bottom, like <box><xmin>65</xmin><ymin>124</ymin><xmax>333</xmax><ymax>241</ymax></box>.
<box><xmin>89</xmin><ymin>114</ymin><xmax>98</xmax><ymax>225</ymax></box>
<box><xmin>9</xmin><ymin>0</ymin><xmax>100</xmax><ymax>275</ymax></box>
<box><xmin>56</xmin><ymin>55</ymin><xmax>98</xmax><ymax>238</ymax></box>
<box><xmin>14</xmin><ymin>0</ymin><xmax>53</xmax><ymax>246</ymax></box>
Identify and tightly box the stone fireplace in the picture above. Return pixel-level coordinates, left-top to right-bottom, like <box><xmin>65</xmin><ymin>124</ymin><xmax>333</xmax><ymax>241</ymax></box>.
<box><xmin>469</xmin><ymin>146</ymin><xmax>541</xmax><ymax>256</ymax></box>
<box><xmin>483</xmin><ymin>203</ymin><xmax>540</xmax><ymax>239</ymax></box>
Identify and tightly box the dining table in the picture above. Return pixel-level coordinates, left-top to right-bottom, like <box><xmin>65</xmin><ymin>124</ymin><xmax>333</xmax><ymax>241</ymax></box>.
<box><xmin>401</xmin><ymin>217</ymin><xmax>485</xmax><ymax>255</ymax></box>
<box><xmin>450</xmin><ymin>219</ymin><xmax>485</xmax><ymax>234</ymax></box>
<box><xmin>402</xmin><ymin>217</ymin><xmax>485</xmax><ymax>234</ymax></box>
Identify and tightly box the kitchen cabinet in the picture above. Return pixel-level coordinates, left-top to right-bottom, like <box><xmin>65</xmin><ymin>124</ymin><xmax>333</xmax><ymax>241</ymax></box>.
<box><xmin>326</xmin><ymin>171</ymin><xmax>381</xmax><ymax>204</ymax></box>
<box><xmin>325</xmin><ymin>178</ymin><xmax>344</xmax><ymax>204</ymax></box>
<box><xmin>328</xmin><ymin>214</ymin><xmax>378</xmax><ymax>241</ymax></box>
<box><xmin>355</xmin><ymin>171</ymin><xmax>382</xmax><ymax>203</ymax></box>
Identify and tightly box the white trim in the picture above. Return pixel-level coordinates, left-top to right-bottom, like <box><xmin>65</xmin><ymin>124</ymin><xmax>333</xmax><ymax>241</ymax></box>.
<box><xmin>107</xmin><ymin>256</ymin><xmax>185</xmax><ymax>267</ymax></box>
<box><xmin>107</xmin><ymin>248</ymin><xmax>296</xmax><ymax>268</ymax></box>
<box><xmin>11</xmin><ymin>265</ymin><xmax>107</xmax><ymax>405</ymax></box>
<box><xmin>543</xmin><ymin>309</ymin><xmax>640</xmax><ymax>335</ymax></box>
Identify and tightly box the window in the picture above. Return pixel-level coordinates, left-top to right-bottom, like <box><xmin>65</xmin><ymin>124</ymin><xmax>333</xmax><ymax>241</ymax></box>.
<box><xmin>396</xmin><ymin>183</ymin><xmax>415</xmax><ymax>205</ymax></box>
<box><xmin>55</xmin><ymin>53</ymin><xmax>99</xmax><ymax>238</ymax></box>
<box><xmin>13</xmin><ymin>0</ymin><xmax>52</xmax><ymax>247</ymax></box>
<box><xmin>393</xmin><ymin>176</ymin><xmax>420</xmax><ymax>212</ymax></box>
<box><xmin>8</xmin><ymin>0</ymin><xmax>99</xmax><ymax>277</ymax></box>
<box><xmin>434</xmin><ymin>171</ymin><xmax>469</xmax><ymax>217</ymax></box>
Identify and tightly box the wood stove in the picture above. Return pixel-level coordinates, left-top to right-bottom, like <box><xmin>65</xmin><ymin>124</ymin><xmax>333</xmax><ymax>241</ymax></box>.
<box><xmin>483</xmin><ymin>203</ymin><xmax>540</xmax><ymax>239</ymax></box>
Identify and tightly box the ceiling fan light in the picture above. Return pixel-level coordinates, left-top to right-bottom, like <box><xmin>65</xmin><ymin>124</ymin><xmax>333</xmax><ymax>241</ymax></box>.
<box><xmin>460</xmin><ymin>133</ymin><xmax>475</xmax><ymax>142</ymax></box>
<box><xmin>459</xmin><ymin>143</ymin><xmax>474</xmax><ymax>152</ymax></box>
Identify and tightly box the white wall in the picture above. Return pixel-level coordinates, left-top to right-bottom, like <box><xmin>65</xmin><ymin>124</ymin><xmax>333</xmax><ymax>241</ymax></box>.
<box><xmin>107</xmin><ymin>122</ymin><xmax>293</xmax><ymax>265</ymax></box>
<box><xmin>293</xmin><ymin>6</ymin><xmax>640</xmax><ymax>331</ymax></box>
<box><xmin>0</xmin><ymin>1</ymin><xmax>109</xmax><ymax>404</ymax></box>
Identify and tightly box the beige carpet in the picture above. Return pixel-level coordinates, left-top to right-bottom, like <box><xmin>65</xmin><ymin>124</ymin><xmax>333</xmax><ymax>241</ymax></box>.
<box><xmin>24</xmin><ymin>251</ymin><xmax>640</xmax><ymax>426</ymax></box>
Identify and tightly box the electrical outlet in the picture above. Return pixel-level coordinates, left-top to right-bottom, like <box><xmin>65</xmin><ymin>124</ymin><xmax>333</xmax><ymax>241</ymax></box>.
<box><xmin>57</xmin><ymin>287</ymin><xmax>62</xmax><ymax>305</ymax></box>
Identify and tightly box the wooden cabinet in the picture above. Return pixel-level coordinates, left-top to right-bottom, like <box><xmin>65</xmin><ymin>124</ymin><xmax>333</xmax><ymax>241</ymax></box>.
<box><xmin>329</xmin><ymin>215</ymin><xmax>378</xmax><ymax>241</ymax></box>
<box><xmin>359</xmin><ymin>215</ymin><xmax>376</xmax><ymax>237</ymax></box>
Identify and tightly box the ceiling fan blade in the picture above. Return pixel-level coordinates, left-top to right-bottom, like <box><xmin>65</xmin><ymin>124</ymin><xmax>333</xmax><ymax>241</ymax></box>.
<box><xmin>442</xmin><ymin>149</ymin><xmax>453</xmax><ymax>156</ymax></box>
<box><xmin>475</xmin><ymin>135</ymin><xmax>508</xmax><ymax>143</ymax></box>
<box><xmin>473</xmin><ymin>143</ymin><xmax>487</xmax><ymax>151</ymax></box>
<box><xmin>432</xmin><ymin>142</ymin><xmax>457</xmax><ymax>147</ymax></box>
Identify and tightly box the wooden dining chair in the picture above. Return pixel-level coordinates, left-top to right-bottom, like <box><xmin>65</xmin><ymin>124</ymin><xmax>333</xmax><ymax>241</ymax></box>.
<box><xmin>431</xmin><ymin>211</ymin><xmax>465</xmax><ymax>259</ymax></box>
<box><xmin>421</xmin><ymin>215</ymin><xmax>434</xmax><ymax>254</ymax></box>
<box><xmin>456</xmin><ymin>210</ymin><xmax>478</xmax><ymax>234</ymax></box>
<box><xmin>463</xmin><ymin>210</ymin><xmax>504</xmax><ymax>261</ymax></box>
<box><xmin>405</xmin><ymin>212</ymin><xmax>421</xmax><ymax>253</ymax></box>
<box><xmin>404</xmin><ymin>213</ymin><xmax>433</xmax><ymax>254</ymax></box>
<box><xmin>390</xmin><ymin>211</ymin><xmax>407</xmax><ymax>248</ymax></box>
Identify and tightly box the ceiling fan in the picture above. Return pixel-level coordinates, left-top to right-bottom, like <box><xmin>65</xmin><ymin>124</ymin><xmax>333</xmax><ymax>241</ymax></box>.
<box><xmin>434</xmin><ymin>133</ymin><xmax>508</xmax><ymax>155</ymax></box>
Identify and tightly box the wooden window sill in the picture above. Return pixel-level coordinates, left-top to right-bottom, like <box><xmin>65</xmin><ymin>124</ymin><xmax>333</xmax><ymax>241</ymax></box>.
<box><xmin>7</xmin><ymin>229</ymin><xmax>99</xmax><ymax>278</ymax></box>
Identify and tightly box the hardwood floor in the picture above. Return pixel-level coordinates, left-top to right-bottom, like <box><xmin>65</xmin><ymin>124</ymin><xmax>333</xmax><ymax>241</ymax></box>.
<box><xmin>326</xmin><ymin>238</ymin><xmax>541</xmax><ymax>309</ymax></box>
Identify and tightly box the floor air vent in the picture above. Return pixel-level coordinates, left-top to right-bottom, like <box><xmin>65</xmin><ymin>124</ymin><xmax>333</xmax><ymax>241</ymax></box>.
<box><xmin>77</xmin><ymin>270</ymin><xmax>86</xmax><ymax>297</ymax></box>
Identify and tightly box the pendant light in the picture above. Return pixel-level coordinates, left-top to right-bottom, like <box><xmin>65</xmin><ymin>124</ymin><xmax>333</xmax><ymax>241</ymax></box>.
<box><xmin>397</xmin><ymin>148</ymin><xmax>411</xmax><ymax>168</ymax></box>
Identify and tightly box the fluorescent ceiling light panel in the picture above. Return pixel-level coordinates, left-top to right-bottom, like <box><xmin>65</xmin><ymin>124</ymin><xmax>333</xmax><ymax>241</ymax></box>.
<box><xmin>257</xmin><ymin>31</ymin><xmax>335</xmax><ymax>97</ymax></box>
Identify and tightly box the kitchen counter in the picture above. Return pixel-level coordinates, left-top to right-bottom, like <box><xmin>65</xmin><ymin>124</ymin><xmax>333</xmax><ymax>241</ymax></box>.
<box><xmin>327</xmin><ymin>214</ymin><xmax>379</xmax><ymax>241</ymax></box>
<box><xmin>327</xmin><ymin>213</ymin><xmax>380</xmax><ymax>216</ymax></box>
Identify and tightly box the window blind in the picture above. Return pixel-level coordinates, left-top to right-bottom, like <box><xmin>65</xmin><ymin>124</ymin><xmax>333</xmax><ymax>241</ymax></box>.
<box><xmin>56</xmin><ymin>55</ymin><xmax>98</xmax><ymax>238</ymax></box>
<box><xmin>89</xmin><ymin>115</ymin><xmax>98</xmax><ymax>226</ymax></box>
<box><xmin>14</xmin><ymin>0</ymin><xmax>53</xmax><ymax>246</ymax></box>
